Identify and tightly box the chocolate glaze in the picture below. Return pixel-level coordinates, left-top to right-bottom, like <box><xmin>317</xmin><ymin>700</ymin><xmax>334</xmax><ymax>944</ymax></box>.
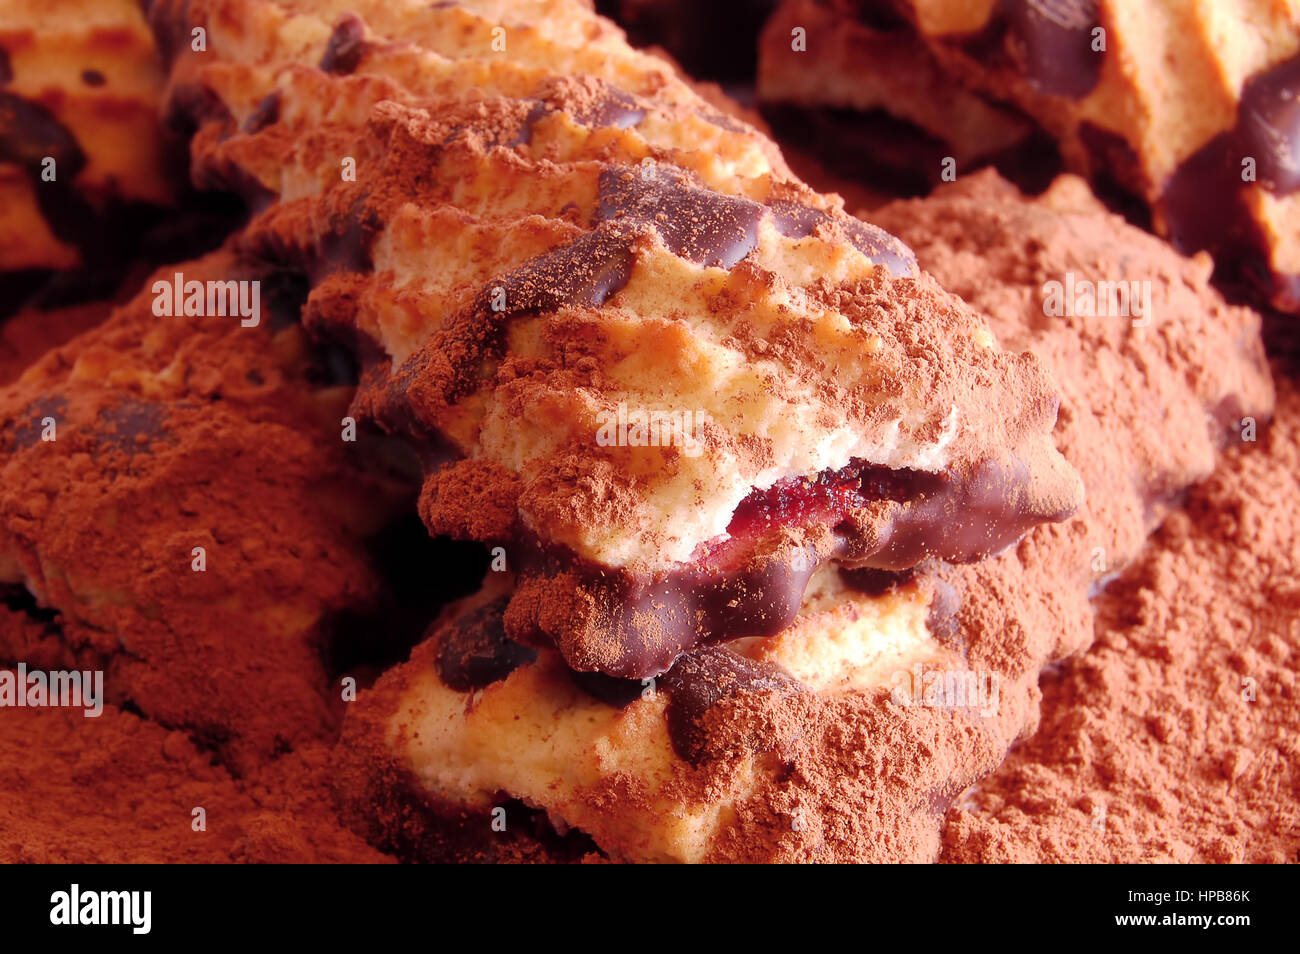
<box><xmin>244</xmin><ymin>91</ymin><xmax>282</xmax><ymax>135</ymax></box>
<box><xmin>1236</xmin><ymin>54</ymin><xmax>1300</xmax><ymax>197</ymax></box>
<box><xmin>0</xmin><ymin>89</ymin><xmax>86</xmax><ymax>195</ymax></box>
<box><xmin>596</xmin><ymin>164</ymin><xmax>762</xmax><ymax>269</ymax></box>
<box><xmin>1158</xmin><ymin>53</ymin><xmax>1300</xmax><ymax>307</ymax></box>
<box><xmin>514</xmin><ymin>455</ymin><xmax>1074</xmax><ymax>678</ymax></box>
<box><xmin>144</xmin><ymin>0</ymin><xmax>197</xmax><ymax>69</ymax></box>
<box><xmin>492</xmin><ymin>225</ymin><xmax>637</xmax><ymax>313</ymax></box>
<box><xmin>567</xmin><ymin>669</ymin><xmax>646</xmax><ymax>707</ymax></box>
<box><xmin>944</xmin><ymin>0</ymin><xmax>1102</xmax><ymax>100</ymax></box>
<box><xmin>1003</xmin><ymin>0</ymin><xmax>1101</xmax><ymax>98</ymax></box>
<box><xmin>516</xmin><ymin>87</ymin><xmax>645</xmax><ymax>146</ymax></box>
<box><xmin>1160</xmin><ymin>132</ymin><xmax>1251</xmax><ymax>257</ymax></box>
<box><xmin>435</xmin><ymin>596</ymin><xmax>538</xmax><ymax>691</ymax></box>
<box><xmin>659</xmin><ymin>645</ymin><xmax>800</xmax><ymax>764</ymax></box>
<box><xmin>768</xmin><ymin>198</ymin><xmax>916</xmax><ymax>277</ymax></box>
<box><xmin>321</xmin><ymin>14</ymin><xmax>370</xmax><ymax>76</ymax></box>
<box><xmin>1162</xmin><ymin>54</ymin><xmax>1300</xmax><ymax>238</ymax></box>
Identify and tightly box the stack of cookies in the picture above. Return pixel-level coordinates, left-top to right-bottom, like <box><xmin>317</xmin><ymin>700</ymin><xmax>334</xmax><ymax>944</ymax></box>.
<box><xmin>0</xmin><ymin>0</ymin><xmax>1281</xmax><ymax>862</ymax></box>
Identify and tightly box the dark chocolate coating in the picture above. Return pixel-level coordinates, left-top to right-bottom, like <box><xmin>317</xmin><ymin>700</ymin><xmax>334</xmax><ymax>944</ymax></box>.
<box><xmin>517</xmin><ymin>455</ymin><xmax>1073</xmax><ymax>679</ymax></box>
<box><xmin>516</xmin><ymin>87</ymin><xmax>645</xmax><ymax>146</ymax></box>
<box><xmin>1237</xmin><ymin>54</ymin><xmax>1300</xmax><ymax>196</ymax></box>
<box><xmin>1003</xmin><ymin>0</ymin><xmax>1102</xmax><ymax>99</ymax></box>
<box><xmin>320</xmin><ymin>14</ymin><xmax>369</xmax><ymax>75</ymax></box>
<box><xmin>659</xmin><ymin>645</ymin><xmax>799</xmax><ymax>764</ymax></box>
<box><xmin>436</xmin><ymin>596</ymin><xmax>538</xmax><ymax>691</ymax></box>
<box><xmin>1159</xmin><ymin>51</ymin><xmax>1300</xmax><ymax>306</ymax></box>
<box><xmin>768</xmin><ymin>198</ymin><xmax>916</xmax><ymax>277</ymax></box>
<box><xmin>597</xmin><ymin>164</ymin><xmax>763</xmax><ymax>269</ymax></box>
<box><xmin>244</xmin><ymin>91</ymin><xmax>282</xmax><ymax>134</ymax></box>
<box><xmin>942</xmin><ymin>0</ymin><xmax>1103</xmax><ymax>100</ymax></box>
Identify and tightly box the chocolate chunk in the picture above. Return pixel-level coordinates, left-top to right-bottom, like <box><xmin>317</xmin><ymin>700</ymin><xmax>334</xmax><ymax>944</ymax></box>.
<box><xmin>258</xmin><ymin>270</ymin><xmax>311</xmax><ymax>330</ymax></box>
<box><xmin>1238</xmin><ymin>53</ymin><xmax>1300</xmax><ymax>196</ymax></box>
<box><xmin>575</xmin><ymin>87</ymin><xmax>646</xmax><ymax>131</ymax></box>
<box><xmin>1156</xmin><ymin>52</ymin><xmax>1300</xmax><ymax>306</ymax></box>
<box><xmin>1159</xmin><ymin>131</ymin><xmax>1252</xmax><ymax>257</ymax></box>
<box><xmin>0</xmin><ymin>91</ymin><xmax>111</xmax><ymax>253</ymax></box>
<box><xmin>660</xmin><ymin>646</ymin><xmax>799</xmax><ymax>764</ymax></box>
<box><xmin>436</xmin><ymin>597</ymin><xmax>538</xmax><ymax>691</ymax></box>
<box><xmin>0</xmin><ymin>91</ymin><xmax>84</xmax><ymax>177</ymax></box>
<box><xmin>596</xmin><ymin>165</ymin><xmax>762</xmax><ymax>268</ymax></box>
<box><xmin>80</xmin><ymin>69</ymin><xmax>106</xmax><ymax>88</ymax></box>
<box><xmin>567</xmin><ymin>670</ymin><xmax>646</xmax><ymax>707</ymax></box>
<box><xmin>391</xmin><ymin>164</ymin><xmax>777</xmax><ymax>411</ymax></box>
<box><xmin>768</xmin><ymin>199</ymin><xmax>916</xmax><ymax>277</ymax></box>
<box><xmin>244</xmin><ymin>91</ymin><xmax>282</xmax><ymax>134</ymax></box>
<box><xmin>321</xmin><ymin>14</ymin><xmax>369</xmax><ymax>75</ymax></box>
<box><xmin>96</xmin><ymin>399</ymin><xmax>169</xmax><ymax>455</ymax></box>
<box><xmin>946</xmin><ymin>1</ymin><xmax>1102</xmax><ymax>100</ymax></box>
<box><xmin>493</xmin><ymin>225</ymin><xmax>637</xmax><ymax>314</ymax></box>
<box><xmin>516</xmin><ymin>87</ymin><xmax>645</xmax><ymax>145</ymax></box>
<box><xmin>145</xmin><ymin>0</ymin><xmax>199</xmax><ymax>68</ymax></box>
<box><xmin>1003</xmin><ymin>0</ymin><xmax>1102</xmax><ymax>99</ymax></box>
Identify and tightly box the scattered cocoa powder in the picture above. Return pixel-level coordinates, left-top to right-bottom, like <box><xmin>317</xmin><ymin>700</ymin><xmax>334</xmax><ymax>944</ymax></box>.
<box><xmin>942</xmin><ymin>372</ymin><xmax>1300</xmax><ymax>864</ymax></box>
<box><xmin>0</xmin><ymin>680</ymin><xmax>389</xmax><ymax>863</ymax></box>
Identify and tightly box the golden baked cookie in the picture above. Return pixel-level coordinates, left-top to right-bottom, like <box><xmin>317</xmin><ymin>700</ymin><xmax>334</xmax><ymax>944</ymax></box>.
<box><xmin>759</xmin><ymin>0</ymin><xmax>1300</xmax><ymax>311</ymax></box>
<box><xmin>0</xmin><ymin>0</ymin><xmax>176</xmax><ymax>274</ymax></box>
<box><xmin>148</xmin><ymin>0</ymin><xmax>1085</xmax><ymax>678</ymax></box>
<box><xmin>334</xmin><ymin>171</ymin><xmax>1273</xmax><ymax>863</ymax></box>
<box><xmin>0</xmin><ymin>248</ymin><xmax>412</xmax><ymax>771</ymax></box>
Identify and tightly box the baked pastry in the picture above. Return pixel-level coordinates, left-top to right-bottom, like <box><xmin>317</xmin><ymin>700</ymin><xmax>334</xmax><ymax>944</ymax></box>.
<box><xmin>759</xmin><ymin>0</ymin><xmax>1300</xmax><ymax>312</ymax></box>
<box><xmin>334</xmin><ymin>171</ymin><xmax>1273</xmax><ymax>863</ymax></box>
<box><xmin>0</xmin><ymin>0</ymin><xmax>176</xmax><ymax>278</ymax></box>
<box><xmin>0</xmin><ymin>248</ymin><xmax>416</xmax><ymax>771</ymax></box>
<box><xmin>149</xmin><ymin>0</ymin><xmax>1084</xmax><ymax>679</ymax></box>
<box><xmin>757</xmin><ymin>0</ymin><xmax>1056</xmax><ymax>194</ymax></box>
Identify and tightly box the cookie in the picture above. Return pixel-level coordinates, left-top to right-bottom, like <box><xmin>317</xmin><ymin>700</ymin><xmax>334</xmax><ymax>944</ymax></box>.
<box><xmin>334</xmin><ymin>171</ymin><xmax>1273</xmax><ymax>862</ymax></box>
<box><xmin>758</xmin><ymin>0</ymin><xmax>1300</xmax><ymax>311</ymax></box>
<box><xmin>148</xmin><ymin>0</ymin><xmax>1084</xmax><ymax>678</ymax></box>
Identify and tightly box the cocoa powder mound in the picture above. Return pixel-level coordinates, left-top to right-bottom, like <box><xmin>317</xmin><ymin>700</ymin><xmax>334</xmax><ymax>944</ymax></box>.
<box><xmin>942</xmin><ymin>373</ymin><xmax>1300</xmax><ymax>864</ymax></box>
<box><xmin>0</xmin><ymin>250</ymin><xmax>413</xmax><ymax>773</ymax></box>
<box><xmin>0</xmin><ymin>670</ymin><xmax>390</xmax><ymax>863</ymax></box>
<box><xmin>0</xmin><ymin>302</ymin><xmax>112</xmax><ymax>386</ymax></box>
